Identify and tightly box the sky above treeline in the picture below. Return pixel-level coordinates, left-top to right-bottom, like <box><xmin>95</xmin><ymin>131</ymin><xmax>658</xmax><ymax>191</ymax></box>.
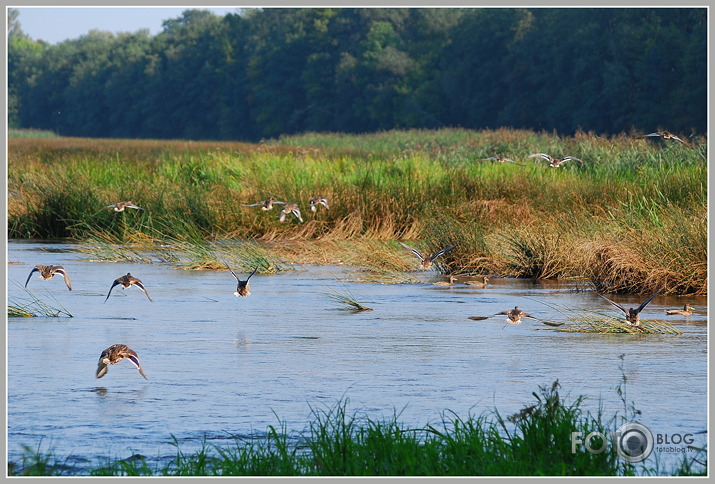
<box><xmin>13</xmin><ymin>7</ymin><xmax>239</xmax><ymax>44</ymax></box>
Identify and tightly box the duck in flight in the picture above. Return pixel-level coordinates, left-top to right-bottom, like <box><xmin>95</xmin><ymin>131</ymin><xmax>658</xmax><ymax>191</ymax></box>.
<box><xmin>24</xmin><ymin>264</ymin><xmax>72</xmax><ymax>291</ymax></box>
<box><xmin>96</xmin><ymin>344</ymin><xmax>147</xmax><ymax>380</ymax></box>
<box><xmin>528</xmin><ymin>153</ymin><xmax>583</xmax><ymax>168</ymax></box>
<box><xmin>242</xmin><ymin>198</ymin><xmax>285</xmax><ymax>211</ymax></box>
<box><xmin>279</xmin><ymin>203</ymin><xmax>304</xmax><ymax>223</ymax></box>
<box><xmin>598</xmin><ymin>291</ymin><xmax>660</xmax><ymax>326</ymax></box>
<box><xmin>309</xmin><ymin>196</ymin><xmax>329</xmax><ymax>212</ymax></box>
<box><xmin>105</xmin><ymin>201</ymin><xmax>146</xmax><ymax>212</ymax></box>
<box><xmin>226</xmin><ymin>264</ymin><xmax>259</xmax><ymax>297</ymax></box>
<box><xmin>398</xmin><ymin>242</ymin><xmax>457</xmax><ymax>270</ymax></box>
<box><xmin>105</xmin><ymin>273</ymin><xmax>152</xmax><ymax>302</ymax></box>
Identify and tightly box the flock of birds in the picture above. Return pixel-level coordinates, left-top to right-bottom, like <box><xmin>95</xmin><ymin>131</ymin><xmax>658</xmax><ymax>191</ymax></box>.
<box><xmin>478</xmin><ymin>131</ymin><xmax>692</xmax><ymax>168</ymax></box>
<box><xmin>17</xmin><ymin>129</ymin><xmax>695</xmax><ymax>379</ymax></box>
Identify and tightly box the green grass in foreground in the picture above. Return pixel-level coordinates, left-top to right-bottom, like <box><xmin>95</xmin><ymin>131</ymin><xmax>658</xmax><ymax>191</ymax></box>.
<box><xmin>8</xmin><ymin>380</ymin><xmax>707</xmax><ymax>476</ymax></box>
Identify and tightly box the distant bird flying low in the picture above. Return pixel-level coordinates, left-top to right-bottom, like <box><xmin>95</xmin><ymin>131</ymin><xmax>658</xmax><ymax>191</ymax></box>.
<box><xmin>469</xmin><ymin>306</ymin><xmax>563</xmax><ymax>327</ymax></box>
<box><xmin>279</xmin><ymin>203</ymin><xmax>304</xmax><ymax>223</ymax></box>
<box><xmin>528</xmin><ymin>153</ymin><xmax>583</xmax><ymax>168</ymax></box>
<box><xmin>96</xmin><ymin>344</ymin><xmax>147</xmax><ymax>380</ymax></box>
<box><xmin>105</xmin><ymin>273</ymin><xmax>152</xmax><ymax>302</ymax></box>
<box><xmin>242</xmin><ymin>198</ymin><xmax>285</xmax><ymax>211</ymax></box>
<box><xmin>642</xmin><ymin>131</ymin><xmax>688</xmax><ymax>145</ymax></box>
<box><xmin>399</xmin><ymin>242</ymin><xmax>457</xmax><ymax>270</ymax></box>
<box><xmin>226</xmin><ymin>264</ymin><xmax>259</xmax><ymax>297</ymax></box>
<box><xmin>598</xmin><ymin>291</ymin><xmax>660</xmax><ymax>326</ymax></box>
<box><xmin>105</xmin><ymin>201</ymin><xmax>146</xmax><ymax>212</ymax></box>
<box><xmin>497</xmin><ymin>306</ymin><xmax>562</xmax><ymax>326</ymax></box>
<box><xmin>24</xmin><ymin>265</ymin><xmax>72</xmax><ymax>291</ymax></box>
<box><xmin>309</xmin><ymin>196</ymin><xmax>329</xmax><ymax>212</ymax></box>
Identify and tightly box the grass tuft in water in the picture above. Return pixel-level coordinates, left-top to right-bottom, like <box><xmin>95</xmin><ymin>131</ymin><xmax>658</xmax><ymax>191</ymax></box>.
<box><xmin>326</xmin><ymin>284</ymin><xmax>373</xmax><ymax>312</ymax></box>
<box><xmin>8</xmin><ymin>283</ymin><xmax>73</xmax><ymax>318</ymax></box>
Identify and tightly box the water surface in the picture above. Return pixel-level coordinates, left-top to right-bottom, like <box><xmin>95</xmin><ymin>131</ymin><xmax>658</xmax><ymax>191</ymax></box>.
<box><xmin>7</xmin><ymin>241</ymin><xmax>708</xmax><ymax>472</ymax></box>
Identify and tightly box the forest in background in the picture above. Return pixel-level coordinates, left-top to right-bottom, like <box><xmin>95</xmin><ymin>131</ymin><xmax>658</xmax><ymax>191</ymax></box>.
<box><xmin>7</xmin><ymin>7</ymin><xmax>707</xmax><ymax>142</ymax></box>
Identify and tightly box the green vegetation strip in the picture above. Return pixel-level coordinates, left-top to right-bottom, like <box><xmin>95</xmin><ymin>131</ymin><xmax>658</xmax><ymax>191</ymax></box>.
<box><xmin>9</xmin><ymin>381</ymin><xmax>705</xmax><ymax>476</ymax></box>
<box><xmin>7</xmin><ymin>128</ymin><xmax>706</xmax><ymax>295</ymax></box>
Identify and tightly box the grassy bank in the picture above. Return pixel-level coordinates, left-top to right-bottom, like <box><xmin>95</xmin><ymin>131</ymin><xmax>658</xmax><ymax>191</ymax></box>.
<box><xmin>7</xmin><ymin>128</ymin><xmax>706</xmax><ymax>295</ymax></box>
<box><xmin>8</xmin><ymin>381</ymin><xmax>707</xmax><ymax>476</ymax></box>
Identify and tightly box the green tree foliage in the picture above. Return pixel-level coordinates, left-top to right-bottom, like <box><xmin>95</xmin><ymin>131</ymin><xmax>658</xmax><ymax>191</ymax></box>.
<box><xmin>8</xmin><ymin>7</ymin><xmax>706</xmax><ymax>140</ymax></box>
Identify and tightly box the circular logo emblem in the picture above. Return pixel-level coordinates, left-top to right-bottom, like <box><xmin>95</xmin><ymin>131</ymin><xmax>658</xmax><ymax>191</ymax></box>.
<box><xmin>614</xmin><ymin>422</ymin><xmax>654</xmax><ymax>463</ymax></box>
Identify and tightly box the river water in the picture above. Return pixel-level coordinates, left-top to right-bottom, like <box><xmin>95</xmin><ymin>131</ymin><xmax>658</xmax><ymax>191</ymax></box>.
<box><xmin>7</xmin><ymin>241</ymin><xmax>708</xmax><ymax>473</ymax></box>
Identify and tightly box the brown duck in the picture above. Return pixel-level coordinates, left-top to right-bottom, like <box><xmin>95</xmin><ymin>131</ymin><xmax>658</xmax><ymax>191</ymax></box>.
<box><xmin>665</xmin><ymin>304</ymin><xmax>694</xmax><ymax>316</ymax></box>
<box><xmin>226</xmin><ymin>264</ymin><xmax>259</xmax><ymax>297</ymax></box>
<box><xmin>242</xmin><ymin>198</ymin><xmax>285</xmax><ymax>211</ymax></box>
<box><xmin>309</xmin><ymin>196</ymin><xmax>329</xmax><ymax>212</ymax></box>
<box><xmin>105</xmin><ymin>273</ymin><xmax>152</xmax><ymax>302</ymax></box>
<box><xmin>598</xmin><ymin>291</ymin><xmax>660</xmax><ymax>326</ymax></box>
<box><xmin>24</xmin><ymin>264</ymin><xmax>72</xmax><ymax>291</ymax></box>
<box><xmin>96</xmin><ymin>344</ymin><xmax>147</xmax><ymax>380</ymax></box>
<box><xmin>528</xmin><ymin>153</ymin><xmax>583</xmax><ymax>168</ymax></box>
<box><xmin>279</xmin><ymin>203</ymin><xmax>304</xmax><ymax>223</ymax></box>
<box><xmin>399</xmin><ymin>242</ymin><xmax>457</xmax><ymax>270</ymax></box>
<box><xmin>105</xmin><ymin>201</ymin><xmax>146</xmax><ymax>212</ymax></box>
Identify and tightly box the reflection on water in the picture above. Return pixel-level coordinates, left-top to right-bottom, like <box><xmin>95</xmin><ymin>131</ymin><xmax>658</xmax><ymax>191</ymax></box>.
<box><xmin>7</xmin><ymin>241</ymin><xmax>708</xmax><ymax>473</ymax></box>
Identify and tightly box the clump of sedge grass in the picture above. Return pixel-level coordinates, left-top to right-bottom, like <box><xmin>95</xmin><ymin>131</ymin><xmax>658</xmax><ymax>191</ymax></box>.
<box><xmin>8</xmin><ymin>283</ymin><xmax>73</xmax><ymax>318</ymax></box>
<box><xmin>326</xmin><ymin>285</ymin><xmax>372</xmax><ymax>312</ymax></box>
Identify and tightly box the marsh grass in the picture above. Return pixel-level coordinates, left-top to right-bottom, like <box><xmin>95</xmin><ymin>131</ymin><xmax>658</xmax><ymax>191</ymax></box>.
<box><xmin>326</xmin><ymin>284</ymin><xmax>373</xmax><ymax>311</ymax></box>
<box><xmin>8</xmin><ymin>283</ymin><xmax>73</xmax><ymax>318</ymax></box>
<box><xmin>9</xmin><ymin>380</ymin><xmax>705</xmax><ymax>476</ymax></box>
<box><xmin>8</xmin><ymin>129</ymin><xmax>706</xmax><ymax>294</ymax></box>
<box><xmin>531</xmin><ymin>299</ymin><xmax>682</xmax><ymax>335</ymax></box>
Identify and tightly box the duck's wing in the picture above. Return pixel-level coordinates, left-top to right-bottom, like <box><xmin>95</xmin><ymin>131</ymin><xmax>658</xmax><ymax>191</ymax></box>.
<box><xmin>126</xmin><ymin>203</ymin><xmax>145</xmax><ymax>210</ymax></box>
<box><xmin>242</xmin><ymin>202</ymin><xmax>264</xmax><ymax>207</ymax></box>
<box><xmin>245</xmin><ymin>266</ymin><xmax>260</xmax><ymax>282</ymax></box>
<box><xmin>24</xmin><ymin>267</ymin><xmax>39</xmax><ymax>287</ymax></box>
<box><xmin>644</xmin><ymin>132</ymin><xmax>662</xmax><ymax>138</ymax></box>
<box><xmin>528</xmin><ymin>153</ymin><xmax>551</xmax><ymax>161</ymax></box>
<box><xmin>104</xmin><ymin>279</ymin><xmax>122</xmax><ymax>303</ymax></box>
<box><xmin>132</xmin><ymin>279</ymin><xmax>153</xmax><ymax>302</ymax></box>
<box><xmin>96</xmin><ymin>360</ymin><xmax>109</xmax><ymax>378</ymax></box>
<box><xmin>224</xmin><ymin>262</ymin><xmax>241</xmax><ymax>283</ymax></box>
<box><xmin>431</xmin><ymin>244</ymin><xmax>458</xmax><ymax>261</ymax></box>
<box><xmin>635</xmin><ymin>291</ymin><xmax>660</xmax><ymax>314</ymax></box>
<box><xmin>563</xmin><ymin>156</ymin><xmax>583</xmax><ymax>164</ymax></box>
<box><xmin>125</xmin><ymin>352</ymin><xmax>148</xmax><ymax>380</ymax></box>
<box><xmin>54</xmin><ymin>267</ymin><xmax>72</xmax><ymax>291</ymax></box>
<box><xmin>398</xmin><ymin>242</ymin><xmax>425</xmax><ymax>261</ymax></box>
<box><xmin>279</xmin><ymin>210</ymin><xmax>287</xmax><ymax>222</ymax></box>
<box><xmin>292</xmin><ymin>208</ymin><xmax>304</xmax><ymax>222</ymax></box>
<box><xmin>506</xmin><ymin>158</ymin><xmax>525</xmax><ymax>166</ymax></box>
<box><xmin>598</xmin><ymin>293</ymin><xmax>627</xmax><ymax>315</ymax></box>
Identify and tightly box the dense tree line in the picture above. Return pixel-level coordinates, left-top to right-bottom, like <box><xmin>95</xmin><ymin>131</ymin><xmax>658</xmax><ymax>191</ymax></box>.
<box><xmin>8</xmin><ymin>7</ymin><xmax>707</xmax><ymax>141</ymax></box>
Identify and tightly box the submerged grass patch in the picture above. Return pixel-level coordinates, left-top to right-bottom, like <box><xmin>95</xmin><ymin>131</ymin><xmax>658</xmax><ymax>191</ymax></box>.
<box><xmin>8</xmin><ymin>380</ymin><xmax>706</xmax><ymax>476</ymax></box>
